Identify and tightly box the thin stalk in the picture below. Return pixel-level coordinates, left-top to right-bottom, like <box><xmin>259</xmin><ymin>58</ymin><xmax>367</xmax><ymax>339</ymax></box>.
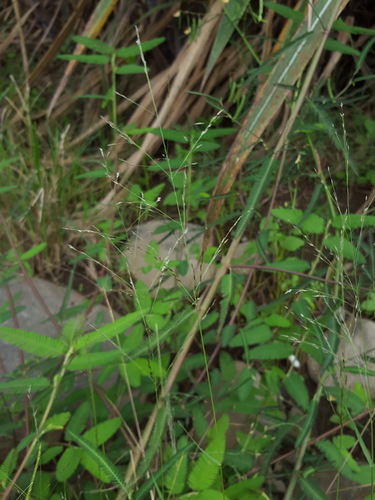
<box><xmin>3</xmin><ymin>346</ymin><xmax>75</xmax><ymax>499</ymax></box>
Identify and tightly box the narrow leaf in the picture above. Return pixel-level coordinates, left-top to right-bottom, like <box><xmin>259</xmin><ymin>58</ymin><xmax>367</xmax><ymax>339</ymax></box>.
<box><xmin>116</xmin><ymin>37</ymin><xmax>165</xmax><ymax>59</ymax></box>
<box><xmin>67</xmin><ymin>430</ymin><xmax>127</xmax><ymax>492</ymax></box>
<box><xmin>0</xmin><ymin>328</ymin><xmax>67</xmax><ymax>357</ymax></box>
<box><xmin>57</xmin><ymin>54</ymin><xmax>110</xmax><ymax>64</ymax></box>
<box><xmin>71</xmin><ymin>35</ymin><xmax>115</xmax><ymax>54</ymax></box>
<box><xmin>73</xmin><ymin>311</ymin><xmax>143</xmax><ymax>350</ymax></box>
<box><xmin>0</xmin><ymin>377</ymin><xmax>50</xmax><ymax>394</ymax></box>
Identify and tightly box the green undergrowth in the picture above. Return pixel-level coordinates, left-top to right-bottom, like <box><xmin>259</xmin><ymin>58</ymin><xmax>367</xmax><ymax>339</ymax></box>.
<box><xmin>0</xmin><ymin>2</ymin><xmax>375</xmax><ymax>499</ymax></box>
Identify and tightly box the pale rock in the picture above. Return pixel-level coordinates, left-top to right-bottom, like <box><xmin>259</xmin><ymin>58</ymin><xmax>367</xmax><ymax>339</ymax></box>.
<box><xmin>0</xmin><ymin>276</ymin><xmax>119</xmax><ymax>375</ymax></box>
<box><xmin>123</xmin><ymin>219</ymin><xmax>255</xmax><ymax>296</ymax></box>
<box><xmin>307</xmin><ymin>317</ymin><xmax>375</xmax><ymax>397</ymax></box>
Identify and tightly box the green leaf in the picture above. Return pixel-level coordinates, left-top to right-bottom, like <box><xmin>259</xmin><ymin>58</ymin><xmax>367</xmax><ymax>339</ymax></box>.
<box><xmin>44</xmin><ymin>412</ymin><xmax>71</xmax><ymax>432</ymax></box>
<box><xmin>20</xmin><ymin>243</ymin><xmax>47</xmax><ymax>260</ymax></box>
<box><xmin>0</xmin><ymin>328</ymin><xmax>67</xmax><ymax>357</ymax></box>
<box><xmin>67</xmin><ymin>350</ymin><xmax>122</xmax><ymax>371</ymax></box>
<box><xmin>272</xmin><ymin>208</ymin><xmax>303</xmax><ymax>225</ymax></box>
<box><xmin>323</xmin><ymin>236</ymin><xmax>365</xmax><ymax>264</ymax></box>
<box><xmin>82</xmin><ymin>418</ymin><xmax>121</xmax><ymax>447</ymax></box>
<box><xmin>332</xmin><ymin>214</ymin><xmax>375</xmax><ymax>229</ymax></box>
<box><xmin>76</xmin><ymin>169</ymin><xmax>107</xmax><ymax>179</ymax></box>
<box><xmin>73</xmin><ymin>311</ymin><xmax>143</xmax><ymax>349</ymax></box>
<box><xmin>96</xmin><ymin>275</ymin><xmax>112</xmax><ymax>291</ymax></box>
<box><xmin>135</xmin><ymin>443</ymin><xmax>194</xmax><ymax>500</ymax></box>
<box><xmin>65</xmin><ymin>402</ymin><xmax>90</xmax><ymax>441</ymax></box>
<box><xmin>264</xmin><ymin>1</ymin><xmax>304</xmax><ymax>24</ymax></box>
<box><xmin>56</xmin><ymin>447</ymin><xmax>82</xmax><ymax>482</ymax></box>
<box><xmin>333</xmin><ymin>18</ymin><xmax>375</xmax><ymax>36</ymax></box>
<box><xmin>245</xmin><ymin>341</ymin><xmax>293</xmax><ymax>360</ymax></box>
<box><xmin>361</xmin><ymin>293</ymin><xmax>375</xmax><ymax>312</ymax></box>
<box><xmin>283</xmin><ymin>372</ymin><xmax>309</xmax><ymax>411</ymax></box>
<box><xmin>164</xmin><ymin>437</ymin><xmax>189</xmax><ymax>494</ymax></box>
<box><xmin>116</xmin><ymin>37</ymin><xmax>165</xmax><ymax>59</ymax></box>
<box><xmin>0</xmin><ymin>377</ymin><xmax>50</xmax><ymax>394</ymax></box>
<box><xmin>57</xmin><ymin>54</ymin><xmax>110</xmax><ymax>64</ymax></box>
<box><xmin>300</xmin><ymin>213</ymin><xmax>325</xmax><ymax>234</ymax></box>
<box><xmin>127</xmin><ymin>127</ymin><xmax>189</xmax><ymax>143</ymax></box>
<box><xmin>263</xmin><ymin>314</ymin><xmax>291</xmax><ymax>328</ymax></box>
<box><xmin>269</xmin><ymin>257</ymin><xmax>310</xmax><ymax>272</ymax></box>
<box><xmin>115</xmin><ymin>64</ymin><xmax>146</xmax><ymax>75</ymax></box>
<box><xmin>0</xmin><ymin>185</ymin><xmax>17</xmax><ymax>194</ymax></box>
<box><xmin>324</xmin><ymin>38</ymin><xmax>360</xmax><ymax>56</ymax></box>
<box><xmin>188</xmin><ymin>415</ymin><xmax>229</xmax><ymax>491</ymax></box>
<box><xmin>229</xmin><ymin>324</ymin><xmax>272</xmax><ymax>347</ymax></box>
<box><xmin>41</xmin><ymin>446</ymin><xmax>63</xmax><ymax>465</ymax></box>
<box><xmin>206</xmin><ymin>0</ymin><xmax>252</xmax><ymax>73</ymax></box>
<box><xmin>0</xmin><ymin>448</ymin><xmax>17</xmax><ymax>483</ymax></box>
<box><xmin>67</xmin><ymin>430</ymin><xmax>127</xmax><ymax>492</ymax></box>
<box><xmin>279</xmin><ymin>235</ymin><xmax>304</xmax><ymax>251</ymax></box>
<box><xmin>71</xmin><ymin>35</ymin><xmax>115</xmax><ymax>54</ymax></box>
<box><xmin>299</xmin><ymin>477</ymin><xmax>327</xmax><ymax>500</ymax></box>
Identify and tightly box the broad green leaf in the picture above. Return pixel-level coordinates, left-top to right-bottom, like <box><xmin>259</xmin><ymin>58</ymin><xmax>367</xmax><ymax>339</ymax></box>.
<box><xmin>123</xmin><ymin>358</ymin><xmax>166</xmax><ymax>387</ymax></box>
<box><xmin>188</xmin><ymin>415</ymin><xmax>229</xmax><ymax>491</ymax></box>
<box><xmin>0</xmin><ymin>328</ymin><xmax>67</xmax><ymax>357</ymax></box>
<box><xmin>323</xmin><ymin>236</ymin><xmax>365</xmax><ymax>263</ymax></box>
<box><xmin>73</xmin><ymin>311</ymin><xmax>143</xmax><ymax>349</ymax></box>
<box><xmin>67</xmin><ymin>350</ymin><xmax>122</xmax><ymax>371</ymax></box>
<box><xmin>115</xmin><ymin>64</ymin><xmax>146</xmax><ymax>75</ymax></box>
<box><xmin>229</xmin><ymin>324</ymin><xmax>272</xmax><ymax>347</ymax></box>
<box><xmin>324</xmin><ymin>38</ymin><xmax>360</xmax><ymax>56</ymax></box>
<box><xmin>41</xmin><ymin>446</ymin><xmax>63</xmax><ymax>465</ymax></box>
<box><xmin>96</xmin><ymin>275</ymin><xmax>112</xmax><ymax>291</ymax></box>
<box><xmin>279</xmin><ymin>235</ymin><xmax>304</xmax><ymax>251</ymax></box>
<box><xmin>44</xmin><ymin>412</ymin><xmax>71</xmax><ymax>432</ymax></box>
<box><xmin>264</xmin><ymin>314</ymin><xmax>291</xmax><ymax>328</ymax></box>
<box><xmin>272</xmin><ymin>208</ymin><xmax>303</xmax><ymax>225</ymax></box>
<box><xmin>71</xmin><ymin>35</ymin><xmax>115</xmax><ymax>54</ymax></box>
<box><xmin>116</xmin><ymin>37</ymin><xmax>165</xmax><ymax>59</ymax></box>
<box><xmin>56</xmin><ymin>447</ymin><xmax>82</xmax><ymax>482</ymax></box>
<box><xmin>269</xmin><ymin>257</ymin><xmax>310</xmax><ymax>272</ymax></box>
<box><xmin>134</xmin><ymin>280</ymin><xmax>152</xmax><ymax>312</ymax></box>
<box><xmin>283</xmin><ymin>372</ymin><xmax>309</xmax><ymax>411</ymax></box>
<box><xmin>0</xmin><ymin>377</ymin><xmax>50</xmax><ymax>394</ymax></box>
<box><xmin>332</xmin><ymin>214</ymin><xmax>375</xmax><ymax>229</ymax></box>
<box><xmin>67</xmin><ymin>431</ymin><xmax>127</xmax><ymax>492</ymax></box>
<box><xmin>361</xmin><ymin>293</ymin><xmax>375</xmax><ymax>312</ymax></box>
<box><xmin>65</xmin><ymin>402</ymin><xmax>90</xmax><ymax>441</ymax></box>
<box><xmin>20</xmin><ymin>243</ymin><xmax>47</xmax><ymax>260</ymax></box>
<box><xmin>83</xmin><ymin>418</ymin><xmax>121</xmax><ymax>447</ymax></box>
<box><xmin>300</xmin><ymin>213</ymin><xmax>325</xmax><ymax>234</ymax></box>
<box><xmin>245</xmin><ymin>341</ymin><xmax>293</xmax><ymax>360</ymax></box>
<box><xmin>122</xmin><ymin>322</ymin><xmax>144</xmax><ymax>351</ymax></box>
<box><xmin>57</xmin><ymin>54</ymin><xmax>110</xmax><ymax>64</ymax></box>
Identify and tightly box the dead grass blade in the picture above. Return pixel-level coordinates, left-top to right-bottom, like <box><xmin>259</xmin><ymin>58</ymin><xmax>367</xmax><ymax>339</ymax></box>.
<box><xmin>87</xmin><ymin>0</ymin><xmax>223</xmax><ymax>221</ymax></box>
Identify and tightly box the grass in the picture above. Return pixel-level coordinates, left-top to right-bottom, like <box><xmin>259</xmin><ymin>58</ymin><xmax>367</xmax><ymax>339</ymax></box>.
<box><xmin>0</xmin><ymin>0</ymin><xmax>375</xmax><ymax>499</ymax></box>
